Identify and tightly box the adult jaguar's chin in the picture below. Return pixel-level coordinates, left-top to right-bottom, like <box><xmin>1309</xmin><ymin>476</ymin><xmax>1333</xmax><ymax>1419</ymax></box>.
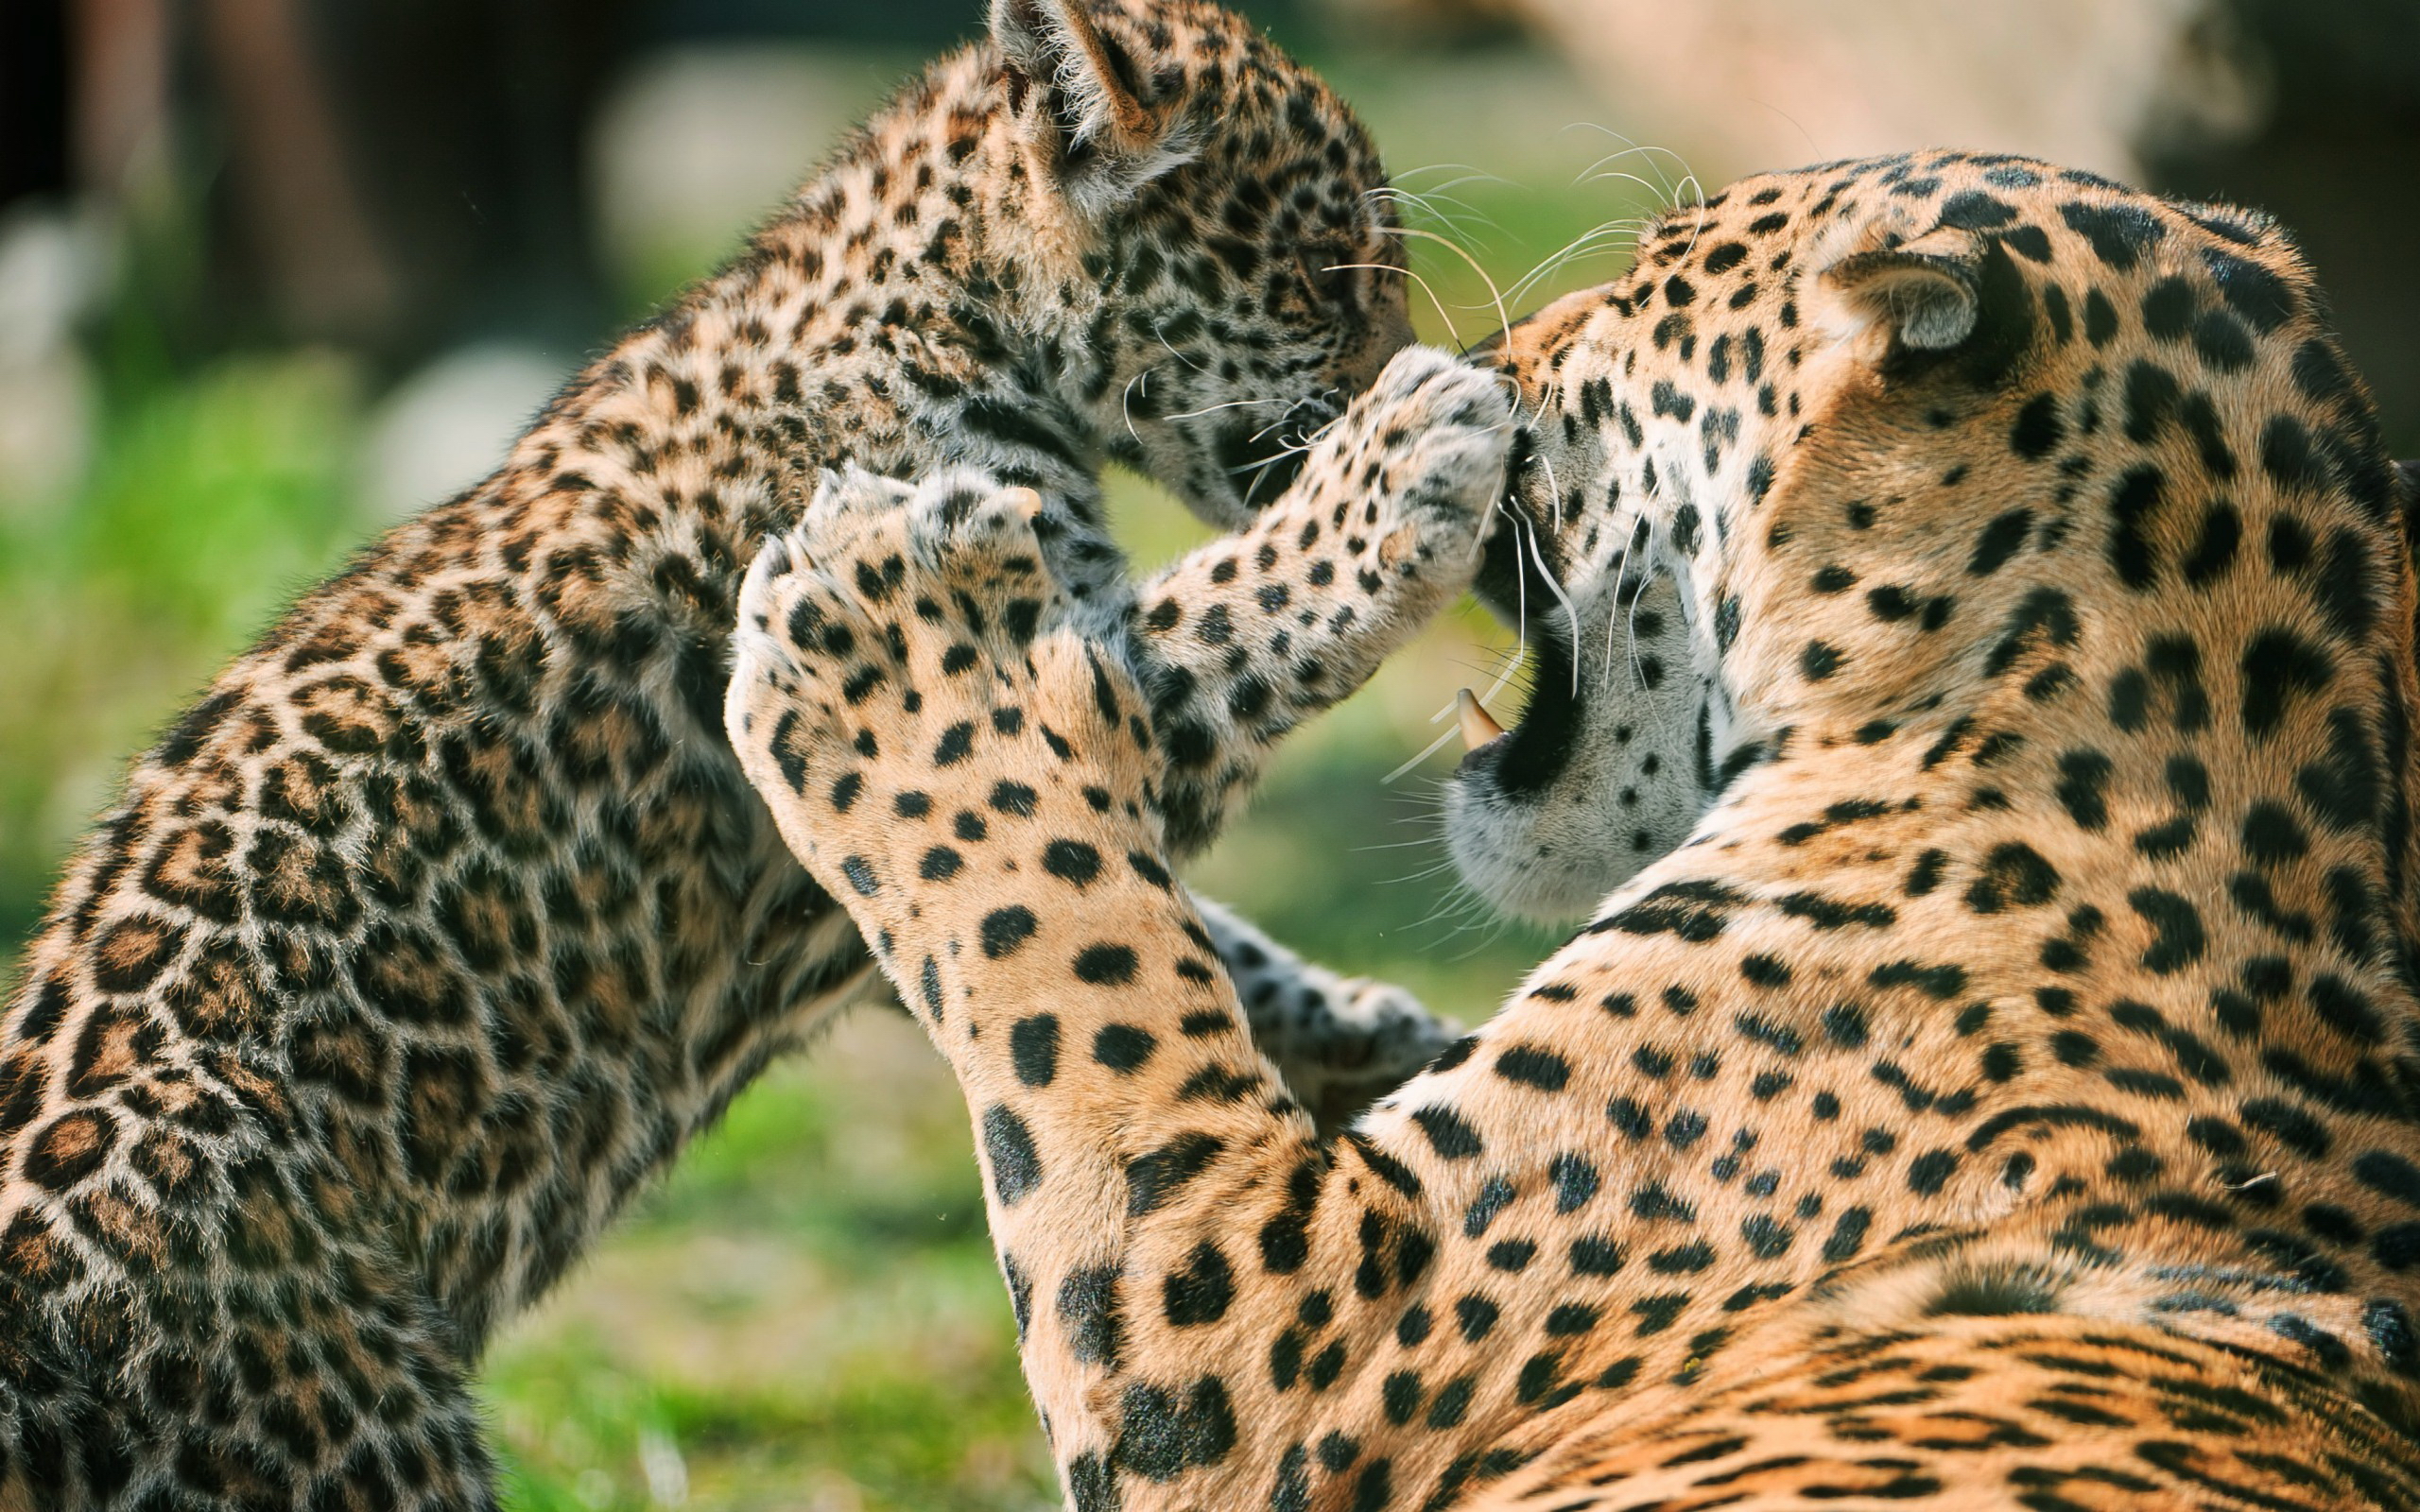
<box><xmin>1443</xmin><ymin>640</ymin><xmax>1648</xmax><ymax>924</ymax></box>
<box><xmin>1440</xmin><ymin>565</ymin><xmax>1712</xmax><ymax>925</ymax></box>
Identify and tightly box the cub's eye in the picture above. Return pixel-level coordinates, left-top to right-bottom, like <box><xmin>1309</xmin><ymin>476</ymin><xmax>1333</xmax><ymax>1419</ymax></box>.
<box><xmin>1295</xmin><ymin>245</ymin><xmax>1357</xmax><ymax>304</ymax></box>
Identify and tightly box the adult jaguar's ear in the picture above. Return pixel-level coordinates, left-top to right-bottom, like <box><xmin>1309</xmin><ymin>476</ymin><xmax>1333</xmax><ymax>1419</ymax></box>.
<box><xmin>1818</xmin><ymin>226</ymin><xmax>2035</xmax><ymax>387</ymax></box>
<box><xmin>1819</xmin><ymin>230</ymin><xmax>1982</xmax><ymax>354</ymax></box>
<box><xmin>991</xmin><ymin>0</ymin><xmax>1192</xmax><ymax>220</ymax></box>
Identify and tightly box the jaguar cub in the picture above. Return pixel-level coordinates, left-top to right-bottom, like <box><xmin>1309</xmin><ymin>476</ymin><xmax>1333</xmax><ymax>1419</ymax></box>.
<box><xmin>735</xmin><ymin>153</ymin><xmax>2420</xmax><ymax>1511</ymax></box>
<box><xmin>0</xmin><ymin>1</ymin><xmax>1488</xmax><ymax>1503</ymax></box>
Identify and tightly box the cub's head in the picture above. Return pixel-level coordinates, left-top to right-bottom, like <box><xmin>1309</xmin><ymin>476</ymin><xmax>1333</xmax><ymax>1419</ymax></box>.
<box><xmin>979</xmin><ymin>0</ymin><xmax>1411</xmax><ymax>524</ymax></box>
<box><xmin>1451</xmin><ymin>150</ymin><xmax>2393</xmax><ymax>920</ymax></box>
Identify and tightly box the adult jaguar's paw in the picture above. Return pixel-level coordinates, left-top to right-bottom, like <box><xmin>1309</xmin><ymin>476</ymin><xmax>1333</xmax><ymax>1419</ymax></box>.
<box><xmin>729</xmin><ymin>467</ymin><xmax>1157</xmax><ymax>919</ymax></box>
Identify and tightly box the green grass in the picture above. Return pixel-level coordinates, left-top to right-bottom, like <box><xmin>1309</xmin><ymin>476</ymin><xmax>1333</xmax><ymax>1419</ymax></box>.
<box><xmin>482</xmin><ymin>1016</ymin><xmax>1055</xmax><ymax>1509</ymax></box>
<box><xmin>0</xmin><ymin>350</ymin><xmax>370</xmax><ymax>942</ymax></box>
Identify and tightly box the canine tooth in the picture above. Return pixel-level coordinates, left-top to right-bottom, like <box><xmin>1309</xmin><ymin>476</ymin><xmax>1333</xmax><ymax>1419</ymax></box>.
<box><xmin>1457</xmin><ymin>688</ymin><xmax>1506</xmax><ymax>748</ymax></box>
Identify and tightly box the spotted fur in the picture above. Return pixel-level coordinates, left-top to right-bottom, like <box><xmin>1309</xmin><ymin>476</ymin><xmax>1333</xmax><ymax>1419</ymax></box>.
<box><xmin>731</xmin><ymin>152</ymin><xmax>2420</xmax><ymax>1511</ymax></box>
<box><xmin>0</xmin><ymin>3</ymin><xmax>1490</xmax><ymax>1501</ymax></box>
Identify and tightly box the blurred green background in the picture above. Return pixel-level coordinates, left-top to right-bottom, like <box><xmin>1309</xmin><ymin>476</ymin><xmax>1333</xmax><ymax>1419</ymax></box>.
<box><xmin>4</xmin><ymin>0</ymin><xmax>2415</xmax><ymax>1504</ymax></box>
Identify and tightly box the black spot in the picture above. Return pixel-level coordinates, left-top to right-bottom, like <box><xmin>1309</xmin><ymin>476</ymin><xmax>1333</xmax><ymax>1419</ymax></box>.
<box><xmin>1077</xmin><ymin>945</ymin><xmax>1140</xmax><ymax>986</ymax></box>
<box><xmin>2060</xmin><ymin>201</ymin><xmax>2163</xmax><ymax>271</ymax></box>
<box><xmin>2055</xmin><ymin>750</ymin><xmax>2113</xmax><ymax>831</ymax></box>
<box><xmin>981</xmin><ymin>1105</ymin><xmax>1041</xmax><ymax>1204</ymax></box>
<box><xmin>2312</xmin><ymin>529</ymin><xmax>2379</xmax><ymax>643</ymax></box>
<box><xmin>933</xmin><ymin>721</ymin><xmax>977</xmax><ymax>765</ymax></box>
<box><xmin>1060</xmin><ymin>1266</ymin><xmax>1125</xmax><ymax>1366</ymax></box>
<box><xmin>2240</xmin><ymin>802</ymin><xmax>2308</xmax><ymax>866</ymax></box>
<box><xmin>1964</xmin><ymin>843</ymin><xmax>2061</xmax><ymax>913</ymax></box>
<box><xmin>1456</xmin><ymin>1295</ymin><xmax>1500</xmax><ymax>1342</ymax></box>
<box><xmin>1908</xmin><ymin>1149</ymin><xmax>1960</xmax><ymax>1195</ymax></box>
<box><xmin>2130</xmin><ymin>888</ymin><xmax>2206</xmax><ymax>974</ymax></box>
<box><xmin>980</xmin><ymin>906</ymin><xmax>1039</xmax><ymax>957</ymax></box>
<box><xmin>1939</xmin><ymin>191</ymin><xmax>2017</xmax><ymax>230</ymax></box>
<box><xmin>2238</xmin><ymin>627</ymin><xmax>2332</xmax><ymax>739</ymax></box>
<box><xmin>2204</xmin><ymin>249</ymin><xmax>2294</xmax><ymax>332</ymax></box>
<box><xmin>2105</xmin><ymin>465</ymin><xmax>2166</xmax><ymax>590</ymax></box>
<box><xmin>2298</xmin><ymin>708</ymin><xmax>2380</xmax><ymax>833</ymax></box>
<box><xmin>2180</xmin><ymin>502</ymin><xmax>2240</xmax><ymax>588</ymax></box>
<box><xmin>917</xmin><ymin>846</ymin><xmax>962</xmax><ymax>881</ymax></box>
<box><xmin>2083</xmin><ymin>289</ymin><xmax>2119</xmax><ymax>346</ymax></box>
<box><xmin>1043</xmin><ymin>839</ymin><xmax>1102</xmax><ymax>885</ymax></box>
<box><xmin>2140</xmin><ymin>276</ymin><xmax>2196</xmax><ymax>340</ymax></box>
<box><xmin>2122</xmin><ymin>360</ymin><xmax>2179</xmax><ymax>442</ymax></box>
<box><xmin>1411</xmin><ymin>1106</ymin><xmax>1483</xmax><ymax>1160</ymax></box>
<box><xmin>1968</xmin><ymin>510</ymin><xmax>2032</xmax><ymax>576</ymax></box>
<box><xmin>2193</xmin><ymin>310</ymin><xmax>2255</xmax><ymax>372</ymax></box>
<box><xmin>1162</xmin><ymin>1242</ymin><xmax>1235</xmax><ymax>1326</ymax></box>
<box><xmin>1549</xmin><ymin>1154</ymin><xmax>1599</xmax><ymax>1213</ymax></box>
<box><xmin>2010</xmin><ymin>393</ymin><xmax>2064</xmax><ymax>460</ymax></box>
<box><xmin>2261</xmin><ymin>415</ymin><xmax>2329</xmax><ymax>494</ymax></box>
<box><xmin>1127</xmin><ymin>1132</ymin><xmax>1223</xmax><ymax>1215</ymax></box>
<box><xmin>1494</xmin><ymin>1046</ymin><xmax>1571</xmax><ymax>1091</ymax></box>
<box><xmin>2309</xmin><ymin>974</ymin><xmax>2384</xmax><ymax>1046</ymax></box>
<box><xmin>1011</xmin><ymin>1015</ymin><xmax>1060</xmax><ymax>1086</ymax></box>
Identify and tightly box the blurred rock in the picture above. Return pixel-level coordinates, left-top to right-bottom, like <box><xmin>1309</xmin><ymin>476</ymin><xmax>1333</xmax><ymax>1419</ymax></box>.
<box><xmin>358</xmin><ymin>345</ymin><xmax>565</xmax><ymax>524</ymax></box>
<box><xmin>1316</xmin><ymin>0</ymin><xmax>2263</xmax><ymax>181</ymax></box>
<box><xmin>591</xmin><ymin>44</ymin><xmax>912</xmax><ymax>298</ymax></box>
<box><xmin>0</xmin><ymin>203</ymin><xmax>104</xmax><ymax>514</ymax></box>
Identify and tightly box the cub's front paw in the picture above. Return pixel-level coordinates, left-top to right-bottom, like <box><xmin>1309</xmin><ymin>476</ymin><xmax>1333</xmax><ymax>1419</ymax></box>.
<box><xmin>728</xmin><ymin>468</ymin><xmax>1155</xmax><ymax>909</ymax></box>
<box><xmin>1324</xmin><ymin>345</ymin><xmax>1515</xmax><ymax>576</ymax></box>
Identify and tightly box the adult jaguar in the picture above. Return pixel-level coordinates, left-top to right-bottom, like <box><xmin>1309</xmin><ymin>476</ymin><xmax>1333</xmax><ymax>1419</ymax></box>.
<box><xmin>729</xmin><ymin>150</ymin><xmax>2420</xmax><ymax>1510</ymax></box>
<box><xmin>0</xmin><ymin>1</ymin><xmax>1510</xmax><ymax>1502</ymax></box>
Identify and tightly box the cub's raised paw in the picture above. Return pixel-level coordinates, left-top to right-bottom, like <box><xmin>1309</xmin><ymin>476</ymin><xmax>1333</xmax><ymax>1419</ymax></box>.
<box><xmin>1119</xmin><ymin>348</ymin><xmax>1514</xmax><ymax>854</ymax></box>
<box><xmin>1341</xmin><ymin>343</ymin><xmax>1519</xmax><ymax>546</ymax></box>
<box><xmin>728</xmin><ymin>466</ymin><xmax>1164</xmax><ymax>917</ymax></box>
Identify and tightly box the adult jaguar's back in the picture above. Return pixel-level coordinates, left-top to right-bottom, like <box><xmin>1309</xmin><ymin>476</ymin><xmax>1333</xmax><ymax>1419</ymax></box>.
<box><xmin>0</xmin><ymin>2</ymin><xmax>1462</xmax><ymax>1502</ymax></box>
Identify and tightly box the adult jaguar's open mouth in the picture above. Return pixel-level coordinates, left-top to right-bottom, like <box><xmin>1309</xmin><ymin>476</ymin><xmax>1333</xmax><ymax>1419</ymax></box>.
<box><xmin>1453</xmin><ymin>445</ymin><xmax>1590</xmax><ymax>801</ymax></box>
<box><xmin>1432</xmin><ymin>412</ymin><xmax>1716</xmax><ymax>922</ymax></box>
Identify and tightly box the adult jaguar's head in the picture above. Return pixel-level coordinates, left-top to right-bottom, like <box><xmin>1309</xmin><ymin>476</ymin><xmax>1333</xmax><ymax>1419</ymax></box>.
<box><xmin>1450</xmin><ymin>149</ymin><xmax>2400</xmax><ymax>921</ymax></box>
<box><xmin>976</xmin><ymin>0</ymin><xmax>1413</xmax><ymax>524</ymax></box>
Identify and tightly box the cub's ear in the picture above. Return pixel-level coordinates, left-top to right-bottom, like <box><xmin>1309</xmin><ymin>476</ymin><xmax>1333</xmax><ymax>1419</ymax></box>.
<box><xmin>991</xmin><ymin>0</ymin><xmax>1190</xmax><ymax>217</ymax></box>
<box><xmin>1819</xmin><ymin>229</ymin><xmax>1981</xmax><ymax>353</ymax></box>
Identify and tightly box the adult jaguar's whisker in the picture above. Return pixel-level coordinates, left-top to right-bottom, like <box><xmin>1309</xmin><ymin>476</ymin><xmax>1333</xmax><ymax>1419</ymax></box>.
<box><xmin>1163</xmin><ymin>395</ymin><xmax>1288</xmax><ymax>422</ymax></box>
<box><xmin>1382</xmin><ymin>225</ymin><xmax>1512</xmax><ymax>354</ymax></box>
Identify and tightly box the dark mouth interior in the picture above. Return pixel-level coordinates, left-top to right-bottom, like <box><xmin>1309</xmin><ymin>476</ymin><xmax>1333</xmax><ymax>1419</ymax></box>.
<box><xmin>1463</xmin><ymin>465</ymin><xmax>1587</xmax><ymax>802</ymax></box>
<box><xmin>1471</xmin><ymin>614</ymin><xmax>1583</xmax><ymax>801</ymax></box>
